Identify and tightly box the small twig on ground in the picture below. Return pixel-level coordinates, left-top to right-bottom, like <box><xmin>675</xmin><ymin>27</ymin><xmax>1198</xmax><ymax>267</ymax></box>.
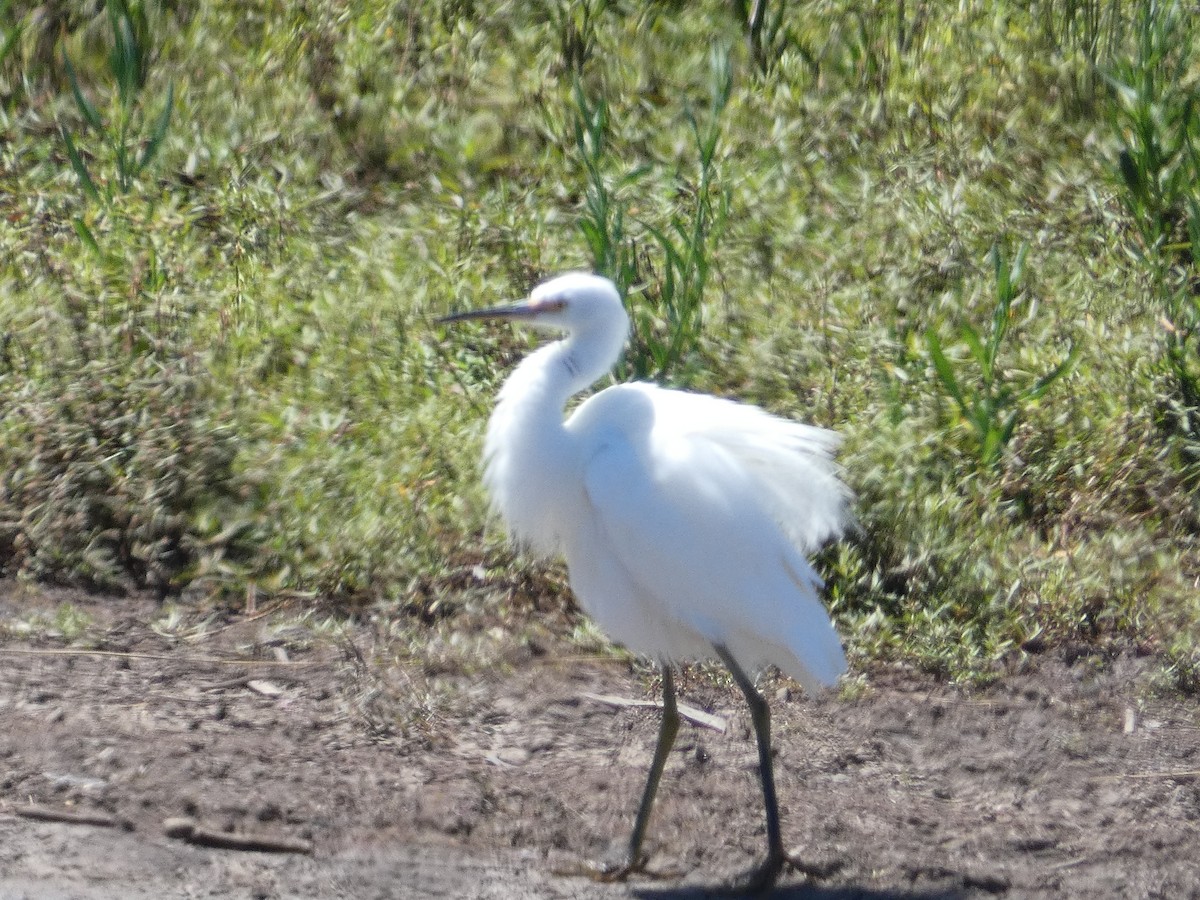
<box><xmin>581</xmin><ymin>692</ymin><xmax>727</xmax><ymax>733</ymax></box>
<box><xmin>1108</xmin><ymin>770</ymin><xmax>1200</xmax><ymax>780</ymax></box>
<box><xmin>199</xmin><ymin>674</ymin><xmax>255</xmax><ymax>691</ymax></box>
<box><xmin>12</xmin><ymin>804</ymin><xmax>120</xmax><ymax>828</ymax></box>
<box><xmin>1048</xmin><ymin>856</ymin><xmax>1094</xmax><ymax>872</ymax></box>
<box><xmin>162</xmin><ymin>817</ymin><xmax>313</xmax><ymax>854</ymax></box>
<box><xmin>0</xmin><ymin>647</ymin><xmax>321</xmax><ymax>667</ymax></box>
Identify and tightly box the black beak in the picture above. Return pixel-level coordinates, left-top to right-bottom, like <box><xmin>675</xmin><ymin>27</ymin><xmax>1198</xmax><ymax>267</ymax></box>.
<box><xmin>437</xmin><ymin>301</ymin><xmax>536</xmax><ymax>325</ymax></box>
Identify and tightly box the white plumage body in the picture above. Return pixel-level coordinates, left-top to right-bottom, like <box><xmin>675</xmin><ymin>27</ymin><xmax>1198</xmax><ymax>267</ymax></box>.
<box><xmin>477</xmin><ymin>274</ymin><xmax>852</xmax><ymax>695</ymax></box>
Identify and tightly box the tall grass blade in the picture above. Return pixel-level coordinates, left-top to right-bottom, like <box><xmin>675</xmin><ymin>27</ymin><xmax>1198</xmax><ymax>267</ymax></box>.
<box><xmin>138</xmin><ymin>81</ymin><xmax>174</xmax><ymax>171</ymax></box>
<box><xmin>0</xmin><ymin>0</ymin><xmax>20</xmax><ymax>68</ymax></box>
<box><xmin>62</xmin><ymin>52</ymin><xmax>104</xmax><ymax>130</ymax></box>
<box><xmin>108</xmin><ymin>0</ymin><xmax>144</xmax><ymax>107</ymax></box>
<box><xmin>926</xmin><ymin>329</ymin><xmax>968</xmax><ymax>413</ymax></box>
<box><xmin>60</xmin><ymin>125</ymin><xmax>101</xmax><ymax>203</ymax></box>
<box><xmin>1025</xmin><ymin>344</ymin><xmax>1081</xmax><ymax>402</ymax></box>
<box><xmin>961</xmin><ymin>324</ymin><xmax>989</xmax><ymax>377</ymax></box>
<box><xmin>71</xmin><ymin>217</ymin><xmax>102</xmax><ymax>257</ymax></box>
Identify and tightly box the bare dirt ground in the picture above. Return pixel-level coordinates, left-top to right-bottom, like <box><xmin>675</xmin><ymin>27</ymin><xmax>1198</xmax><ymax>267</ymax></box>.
<box><xmin>1</xmin><ymin>579</ymin><xmax>1199</xmax><ymax>900</ymax></box>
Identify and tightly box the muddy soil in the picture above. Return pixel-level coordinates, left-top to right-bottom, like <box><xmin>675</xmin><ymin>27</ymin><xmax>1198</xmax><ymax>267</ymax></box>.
<box><xmin>1</xmin><ymin>580</ymin><xmax>1198</xmax><ymax>899</ymax></box>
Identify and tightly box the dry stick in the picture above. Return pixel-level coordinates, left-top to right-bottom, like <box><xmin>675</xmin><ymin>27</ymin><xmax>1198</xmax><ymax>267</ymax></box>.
<box><xmin>186</xmin><ymin>598</ymin><xmax>293</xmax><ymax>636</ymax></box>
<box><xmin>198</xmin><ymin>674</ymin><xmax>256</xmax><ymax>692</ymax></box>
<box><xmin>581</xmin><ymin>691</ymin><xmax>727</xmax><ymax>733</ymax></box>
<box><xmin>1049</xmin><ymin>856</ymin><xmax>1095</xmax><ymax>872</ymax></box>
<box><xmin>162</xmin><ymin>817</ymin><xmax>313</xmax><ymax>855</ymax></box>
<box><xmin>200</xmin><ymin>674</ymin><xmax>303</xmax><ymax>692</ymax></box>
<box><xmin>0</xmin><ymin>647</ymin><xmax>321</xmax><ymax>667</ymax></box>
<box><xmin>12</xmin><ymin>804</ymin><xmax>120</xmax><ymax>828</ymax></box>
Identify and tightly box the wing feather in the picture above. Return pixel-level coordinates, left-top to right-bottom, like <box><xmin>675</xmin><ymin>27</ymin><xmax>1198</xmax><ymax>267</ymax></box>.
<box><xmin>569</xmin><ymin>386</ymin><xmax>848</xmax><ymax>693</ymax></box>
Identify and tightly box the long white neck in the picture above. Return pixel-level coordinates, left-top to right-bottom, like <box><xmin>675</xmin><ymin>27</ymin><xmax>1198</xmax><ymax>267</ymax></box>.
<box><xmin>513</xmin><ymin>325</ymin><xmax>624</xmax><ymax>407</ymax></box>
<box><xmin>482</xmin><ymin>322</ymin><xmax>627</xmax><ymax>555</ymax></box>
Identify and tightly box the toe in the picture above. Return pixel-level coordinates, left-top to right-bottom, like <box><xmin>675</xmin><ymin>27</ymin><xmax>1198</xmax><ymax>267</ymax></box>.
<box><xmin>722</xmin><ymin>853</ymin><xmax>786</xmax><ymax>895</ymax></box>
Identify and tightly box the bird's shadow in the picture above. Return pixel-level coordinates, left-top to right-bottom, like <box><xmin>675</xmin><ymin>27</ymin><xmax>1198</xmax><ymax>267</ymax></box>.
<box><xmin>634</xmin><ymin>884</ymin><xmax>966</xmax><ymax>900</ymax></box>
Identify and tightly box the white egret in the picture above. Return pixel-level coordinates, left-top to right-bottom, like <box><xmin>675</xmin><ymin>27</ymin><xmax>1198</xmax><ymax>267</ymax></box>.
<box><xmin>440</xmin><ymin>272</ymin><xmax>852</xmax><ymax>892</ymax></box>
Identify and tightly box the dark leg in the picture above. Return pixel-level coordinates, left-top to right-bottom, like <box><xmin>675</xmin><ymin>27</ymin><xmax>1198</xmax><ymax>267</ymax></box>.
<box><xmin>594</xmin><ymin>663</ymin><xmax>680</xmax><ymax>881</ymax></box>
<box><xmin>714</xmin><ymin>644</ymin><xmax>787</xmax><ymax>893</ymax></box>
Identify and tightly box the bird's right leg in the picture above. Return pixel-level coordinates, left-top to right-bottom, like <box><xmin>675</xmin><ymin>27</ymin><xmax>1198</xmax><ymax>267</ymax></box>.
<box><xmin>592</xmin><ymin>662</ymin><xmax>680</xmax><ymax>881</ymax></box>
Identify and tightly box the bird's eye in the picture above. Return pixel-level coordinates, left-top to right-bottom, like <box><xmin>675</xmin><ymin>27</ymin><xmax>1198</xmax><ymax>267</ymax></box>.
<box><xmin>534</xmin><ymin>298</ymin><xmax>567</xmax><ymax>313</ymax></box>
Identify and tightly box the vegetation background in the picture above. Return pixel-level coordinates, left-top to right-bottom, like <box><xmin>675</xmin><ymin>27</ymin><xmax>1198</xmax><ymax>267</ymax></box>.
<box><xmin>1</xmin><ymin>0</ymin><xmax>1198</xmax><ymax>689</ymax></box>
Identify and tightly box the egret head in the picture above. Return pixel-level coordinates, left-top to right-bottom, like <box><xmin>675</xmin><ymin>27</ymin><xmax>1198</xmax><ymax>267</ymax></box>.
<box><xmin>440</xmin><ymin>272</ymin><xmax>627</xmax><ymax>335</ymax></box>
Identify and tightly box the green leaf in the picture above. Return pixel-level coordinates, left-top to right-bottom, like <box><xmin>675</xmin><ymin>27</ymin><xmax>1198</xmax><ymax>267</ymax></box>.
<box><xmin>980</xmin><ymin>427</ymin><xmax>1003</xmax><ymax>467</ymax></box>
<box><xmin>990</xmin><ymin>242</ymin><xmax>1007</xmax><ymax>298</ymax></box>
<box><xmin>616</xmin><ymin>164</ymin><xmax>652</xmax><ymax>189</ymax></box>
<box><xmin>926</xmin><ymin>329</ymin><xmax>968</xmax><ymax>415</ymax></box>
<box><xmin>108</xmin><ymin>0</ymin><xmax>144</xmax><ymax>107</ymax></box>
<box><xmin>60</xmin><ymin>125</ymin><xmax>102</xmax><ymax>203</ymax></box>
<box><xmin>0</xmin><ymin>2</ymin><xmax>20</xmax><ymax>68</ymax></box>
<box><xmin>71</xmin><ymin>217</ymin><xmax>102</xmax><ymax>257</ymax></box>
<box><xmin>62</xmin><ymin>52</ymin><xmax>104</xmax><ymax>131</ymax></box>
<box><xmin>961</xmin><ymin>323</ymin><xmax>988</xmax><ymax>370</ymax></box>
<box><xmin>1117</xmin><ymin>149</ymin><xmax>1145</xmax><ymax>199</ymax></box>
<box><xmin>987</xmin><ymin>242</ymin><xmax>1024</xmax><ymax>368</ymax></box>
<box><xmin>709</xmin><ymin>42</ymin><xmax>733</xmax><ymax>112</ymax></box>
<box><xmin>1023</xmin><ymin>342</ymin><xmax>1081</xmax><ymax>402</ymax></box>
<box><xmin>137</xmin><ymin>81</ymin><xmax>174</xmax><ymax>172</ymax></box>
<box><xmin>1009</xmin><ymin>241</ymin><xmax>1028</xmax><ymax>289</ymax></box>
<box><xmin>995</xmin><ymin>412</ymin><xmax>1021</xmax><ymax>460</ymax></box>
<box><xmin>1187</xmin><ymin>196</ymin><xmax>1200</xmax><ymax>263</ymax></box>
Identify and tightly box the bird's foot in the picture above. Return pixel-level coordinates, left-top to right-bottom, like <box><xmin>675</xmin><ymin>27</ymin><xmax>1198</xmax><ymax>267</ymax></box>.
<box><xmin>553</xmin><ymin>846</ymin><xmax>681</xmax><ymax>883</ymax></box>
<box><xmin>720</xmin><ymin>851</ymin><xmax>786</xmax><ymax>895</ymax></box>
<box><xmin>721</xmin><ymin>848</ymin><xmax>841</xmax><ymax>895</ymax></box>
<box><xmin>589</xmin><ymin>853</ymin><xmax>648</xmax><ymax>883</ymax></box>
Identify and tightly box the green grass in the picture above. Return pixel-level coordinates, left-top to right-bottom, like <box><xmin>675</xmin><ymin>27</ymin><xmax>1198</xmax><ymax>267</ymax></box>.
<box><xmin>0</xmin><ymin>0</ymin><xmax>1198</xmax><ymax>689</ymax></box>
